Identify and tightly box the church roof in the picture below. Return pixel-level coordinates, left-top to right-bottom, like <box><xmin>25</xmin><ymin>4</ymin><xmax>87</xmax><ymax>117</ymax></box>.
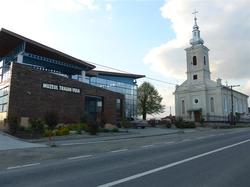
<box><xmin>222</xmin><ymin>86</ymin><xmax>249</xmax><ymax>97</ymax></box>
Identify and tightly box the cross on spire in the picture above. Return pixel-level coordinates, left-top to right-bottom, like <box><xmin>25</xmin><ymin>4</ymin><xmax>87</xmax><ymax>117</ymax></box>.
<box><xmin>192</xmin><ymin>9</ymin><xmax>198</xmax><ymax>19</ymax></box>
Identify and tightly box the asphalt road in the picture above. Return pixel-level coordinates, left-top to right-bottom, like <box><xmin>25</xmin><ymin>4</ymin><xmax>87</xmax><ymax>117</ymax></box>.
<box><xmin>0</xmin><ymin>128</ymin><xmax>250</xmax><ymax>187</ymax></box>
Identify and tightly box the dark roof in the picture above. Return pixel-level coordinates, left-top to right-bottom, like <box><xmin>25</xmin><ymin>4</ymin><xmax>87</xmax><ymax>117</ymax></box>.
<box><xmin>87</xmin><ymin>70</ymin><xmax>145</xmax><ymax>79</ymax></box>
<box><xmin>0</xmin><ymin>28</ymin><xmax>95</xmax><ymax>70</ymax></box>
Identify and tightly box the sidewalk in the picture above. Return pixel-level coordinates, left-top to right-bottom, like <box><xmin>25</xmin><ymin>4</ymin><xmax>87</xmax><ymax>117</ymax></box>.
<box><xmin>26</xmin><ymin>127</ymin><xmax>191</xmax><ymax>145</ymax></box>
<box><xmin>1</xmin><ymin>127</ymin><xmax>213</xmax><ymax>150</ymax></box>
<box><xmin>0</xmin><ymin>132</ymin><xmax>46</xmax><ymax>151</ymax></box>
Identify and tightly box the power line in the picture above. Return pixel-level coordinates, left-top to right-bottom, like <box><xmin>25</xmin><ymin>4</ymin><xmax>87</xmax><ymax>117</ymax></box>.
<box><xmin>88</xmin><ymin>61</ymin><xmax>177</xmax><ymax>86</ymax></box>
<box><xmin>145</xmin><ymin>77</ymin><xmax>177</xmax><ymax>86</ymax></box>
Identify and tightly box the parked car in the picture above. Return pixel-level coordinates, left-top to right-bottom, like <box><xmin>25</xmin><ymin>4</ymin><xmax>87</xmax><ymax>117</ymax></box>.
<box><xmin>128</xmin><ymin>118</ymin><xmax>147</xmax><ymax>129</ymax></box>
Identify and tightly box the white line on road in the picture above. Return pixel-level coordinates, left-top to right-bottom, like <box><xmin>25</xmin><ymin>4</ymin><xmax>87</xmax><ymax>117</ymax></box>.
<box><xmin>111</xmin><ymin>149</ymin><xmax>128</xmax><ymax>153</ymax></box>
<box><xmin>141</xmin><ymin>145</ymin><xmax>154</xmax><ymax>148</ymax></box>
<box><xmin>98</xmin><ymin>139</ymin><xmax>250</xmax><ymax>187</ymax></box>
<box><xmin>164</xmin><ymin>141</ymin><xmax>175</xmax><ymax>144</ymax></box>
<box><xmin>196</xmin><ymin>137</ymin><xmax>205</xmax><ymax>140</ymax></box>
<box><xmin>181</xmin><ymin>139</ymin><xmax>191</xmax><ymax>142</ymax></box>
<box><xmin>7</xmin><ymin>163</ymin><xmax>40</xmax><ymax>170</ymax></box>
<box><xmin>67</xmin><ymin>155</ymin><xmax>92</xmax><ymax>160</ymax></box>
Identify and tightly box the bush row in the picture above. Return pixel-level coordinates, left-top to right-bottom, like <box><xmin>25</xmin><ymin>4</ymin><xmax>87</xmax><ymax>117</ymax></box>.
<box><xmin>7</xmin><ymin>112</ymin><xmax>120</xmax><ymax>137</ymax></box>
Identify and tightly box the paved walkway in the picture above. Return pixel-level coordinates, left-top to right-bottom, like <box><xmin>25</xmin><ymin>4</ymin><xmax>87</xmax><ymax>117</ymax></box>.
<box><xmin>0</xmin><ymin>132</ymin><xmax>46</xmax><ymax>151</ymax></box>
<box><xmin>0</xmin><ymin>127</ymin><xmax>210</xmax><ymax>150</ymax></box>
<box><xmin>27</xmin><ymin>127</ymin><xmax>198</xmax><ymax>146</ymax></box>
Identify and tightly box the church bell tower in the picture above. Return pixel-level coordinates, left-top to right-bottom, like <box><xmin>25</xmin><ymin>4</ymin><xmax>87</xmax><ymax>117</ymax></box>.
<box><xmin>185</xmin><ymin>11</ymin><xmax>211</xmax><ymax>85</ymax></box>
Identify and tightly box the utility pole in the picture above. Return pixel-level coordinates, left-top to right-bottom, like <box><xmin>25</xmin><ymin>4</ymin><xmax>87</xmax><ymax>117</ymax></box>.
<box><xmin>229</xmin><ymin>85</ymin><xmax>240</xmax><ymax>125</ymax></box>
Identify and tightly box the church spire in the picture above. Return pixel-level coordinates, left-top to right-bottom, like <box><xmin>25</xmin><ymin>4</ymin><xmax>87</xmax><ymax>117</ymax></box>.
<box><xmin>190</xmin><ymin>10</ymin><xmax>204</xmax><ymax>46</ymax></box>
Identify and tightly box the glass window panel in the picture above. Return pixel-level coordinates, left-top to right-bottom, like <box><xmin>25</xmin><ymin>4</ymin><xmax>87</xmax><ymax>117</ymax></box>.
<box><xmin>2</xmin><ymin>104</ymin><xmax>7</xmax><ymax>112</ymax></box>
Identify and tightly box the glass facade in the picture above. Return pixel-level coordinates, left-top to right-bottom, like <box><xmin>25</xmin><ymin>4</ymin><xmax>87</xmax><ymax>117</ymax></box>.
<box><xmin>0</xmin><ymin>41</ymin><xmax>140</xmax><ymax>118</ymax></box>
<box><xmin>0</xmin><ymin>86</ymin><xmax>9</xmax><ymax>113</ymax></box>
<box><xmin>88</xmin><ymin>76</ymin><xmax>138</xmax><ymax>118</ymax></box>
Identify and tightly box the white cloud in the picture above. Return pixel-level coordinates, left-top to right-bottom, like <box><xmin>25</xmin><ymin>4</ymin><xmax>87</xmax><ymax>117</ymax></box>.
<box><xmin>88</xmin><ymin>18</ymin><xmax>96</xmax><ymax>23</ymax></box>
<box><xmin>144</xmin><ymin>0</ymin><xmax>250</xmax><ymax>82</ymax></box>
<box><xmin>78</xmin><ymin>0</ymin><xmax>99</xmax><ymax>11</ymax></box>
<box><xmin>106</xmin><ymin>3</ymin><xmax>112</xmax><ymax>12</ymax></box>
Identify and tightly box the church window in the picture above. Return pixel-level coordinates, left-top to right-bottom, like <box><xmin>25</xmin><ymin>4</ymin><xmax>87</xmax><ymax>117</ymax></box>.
<box><xmin>224</xmin><ymin>96</ymin><xmax>228</xmax><ymax>113</ymax></box>
<box><xmin>193</xmin><ymin>75</ymin><xmax>197</xmax><ymax>80</ymax></box>
<box><xmin>194</xmin><ymin>99</ymin><xmax>199</xmax><ymax>104</ymax></box>
<box><xmin>193</xmin><ymin>56</ymin><xmax>197</xmax><ymax>65</ymax></box>
<box><xmin>210</xmin><ymin>97</ymin><xmax>214</xmax><ymax>113</ymax></box>
<box><xmin>181</xmin><ymin>100</ymin><xmax>185</xmax><ymax>114</ymax></box>
<box><xmin>204</xmin><ymin>56</ymin><xmax>206</xmax><ymax>65</ymax></box>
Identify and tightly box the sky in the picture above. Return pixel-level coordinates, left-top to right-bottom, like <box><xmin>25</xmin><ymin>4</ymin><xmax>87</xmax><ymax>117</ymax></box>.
<box><xmin>0</xmin><ymin>0</ymin><xmax>249</xmax><ymax>118</ymax></box>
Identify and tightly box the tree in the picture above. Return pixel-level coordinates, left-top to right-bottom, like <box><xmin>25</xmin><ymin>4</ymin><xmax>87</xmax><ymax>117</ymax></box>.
<box><xmin>138</xmin><ymin>82</ymin><xmax>165</xmax><ymax>120</ymax></box>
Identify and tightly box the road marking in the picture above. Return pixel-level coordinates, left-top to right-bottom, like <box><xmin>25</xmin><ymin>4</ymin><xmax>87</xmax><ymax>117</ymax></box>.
<box><xmin>208</xmin><ymin>134</ymin><xmax>215</xmax><ymax>137</ymax></box>
<box><xmin>196</xmin><ymin>137</ymin><xmax>205</xmax><ymax>140</ymax></box>
<box><xmin>164</xmin><ymin>141</ymin><xmax>175</xmax><ymax>144</ymax></box>
<box><xmin>98</xmin><ymin>139</ymin><xmax>250</xmax><ymax>187</ymax></box>
<box><xmin>142</xmin><ymin>145</ymin><xmax>154</xmax><ymax>148</ymax></box>
<box><xmin>7</xmin><ymin>163</ymin><xmax>40</xmax><ymax>170</ymax></box>
<box><xmin>111</xmin><ymin>149</ymin><xmax>128</xmax><ymax>153</ymax></box>
<box><xmin>67</xmin><ymin>155</ymin><xmax>92</xmax><ymax>160</ymax></box>
<box><xmin>181</xmin><ymin>139</ymin><xmax>191</xmax><ymax>142</ymax></box>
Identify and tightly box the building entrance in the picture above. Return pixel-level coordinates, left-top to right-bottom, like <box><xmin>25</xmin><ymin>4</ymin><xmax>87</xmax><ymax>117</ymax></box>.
<box><xmin>194</xmin><ymin>111</ymin><xmax>201</xmax><ymax>122</ymax></box>
<box><xmin>85</xmin><ymin>96</ymin><xmax>103</xmax><ymax>121</ymax></box>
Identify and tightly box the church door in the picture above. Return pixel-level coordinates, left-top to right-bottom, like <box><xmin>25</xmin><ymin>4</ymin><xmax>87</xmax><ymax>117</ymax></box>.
<box><xmin>194</xmin><ymin>111</ymin><xmax>201</xmax><ymax>122</ymax></box>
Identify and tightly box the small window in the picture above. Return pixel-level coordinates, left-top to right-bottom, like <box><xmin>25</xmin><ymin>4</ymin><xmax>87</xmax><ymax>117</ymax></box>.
<box><xmin>116</xmin><ymin>99</ymin><xmax>122</xmax><ymax>112</ymax></box>
<box><xmin>193</xmin><ymin>56</ymin><xmax>197</xmax><ymax>66</ymax></box>
<box><xmin>204</xmin><ymin>56</ymin><xmax>206</xmax><ymax>65</ymax></box>
<box><xmin>193</xmin><ymin>75</ymin><xmax>198</xmax><ymax>80</ymax></box>
<box><xmin>181</xmin><ymin>100</ymin><xmax>185</xmax><ymax>114</ymax></box>
<box><xmin>211</xmin><ymin>97</ymin><xmax>214</xmax><ymax>113</ymax></box>
<box><xmin>194</xmin><ymin>99</ymin><xmax>199</xmax><ymax>104</ymax></box>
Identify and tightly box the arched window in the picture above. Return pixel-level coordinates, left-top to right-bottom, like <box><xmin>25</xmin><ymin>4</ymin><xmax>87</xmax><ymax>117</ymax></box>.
<box><xmin>193</xmin><ymin>56</ymin><xmax>197</xmax><ymax>65</ymax></box>
<box><xmin>181</xmin><ymin>100</ymin><xmax>185</xmax><ymax>114</ymax></box>
<box><xmin>204</xmin><ymin>56</ymin><xmax>206</xmax><ymax>65</ymax></box>
<box><xmin>210</xmin><ymin>97</ymin><xmax>214</xmax><ymax>113</ymax></box>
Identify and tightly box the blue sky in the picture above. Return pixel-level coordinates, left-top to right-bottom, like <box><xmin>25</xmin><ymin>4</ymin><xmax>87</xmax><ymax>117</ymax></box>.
<box><xmin>0</xmin><ymin>0</ymin><xmax>249</xmax><ymax>117</ymax></box>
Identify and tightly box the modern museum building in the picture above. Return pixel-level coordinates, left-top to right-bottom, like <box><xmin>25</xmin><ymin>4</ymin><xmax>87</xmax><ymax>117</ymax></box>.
<box><xmin>0</xmin><ymin>28</ymin><xmax>144</xmax><ymax>129</ymax></box>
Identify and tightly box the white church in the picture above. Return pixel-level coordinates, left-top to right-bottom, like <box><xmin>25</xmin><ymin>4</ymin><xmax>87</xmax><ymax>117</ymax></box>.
<box><xmin>174</xmin><ymin>14</ymin><xmax>249</xmax><ymax>122</ymax></box>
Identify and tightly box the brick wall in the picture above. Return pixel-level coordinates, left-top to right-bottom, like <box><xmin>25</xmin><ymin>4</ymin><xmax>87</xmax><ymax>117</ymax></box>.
<box><xmin>8</xmin><ymin>63</ymin><xmax>124</xmax><ymax>125</ymax></box>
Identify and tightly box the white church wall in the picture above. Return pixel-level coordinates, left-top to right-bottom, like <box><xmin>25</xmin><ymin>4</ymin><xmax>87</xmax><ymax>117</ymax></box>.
<box><xmin>174</xmin><ymin>15</ymin><xmax>249</xmax><ymax>122</ymax></box>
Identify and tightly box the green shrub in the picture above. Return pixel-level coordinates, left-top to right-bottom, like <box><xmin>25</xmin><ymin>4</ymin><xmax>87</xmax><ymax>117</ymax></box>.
<box><xmin>175</xmin><ymin>118</ymin><xmax>196</xmax><ymax>128</ymax></box>
<box><xmin>76</xmin><ymin>129</ymin><xmax>82</xmax><ymax>134</ymax></box>
<box><xmin>166</xmin><ymin>123</ymin><xmax>172</xmax><ymax>128</ymax></box>
<box><xmin>80</xmin><ymin>123</ymin><xmax>88</xmax><ymax>131</ymax></box>
<box><xmin>44</xmin><ymin>111</ymin><xmax>58</xmax><ymax>130</ymax></box>
<box><xmin>43</xmin><ymin>129</ymin><xmax>55</xmax><ymax>137</ymax></box>
<box><xmin>67</xmin><ymin>123</ymin><xmax>88</xmax><ymax>132</ymax></box>
<box><xmin>175</xmin><ymin>117</ymin><xmax>184</xmax><ymax>128</ymax></box>
<box><xmin>29</xmin><ymin>118</ymin><xmax>45</xmax><ymax>135</ymax></box>
<box><xmin>55</xmin><ymin>127</ymin><xmax>69</xmax><ymax>136</ymax></box>
<box><xmin>183</xmin><ymin>122</ymin><xmax>196</xmax><ymax>128</ymax></box>
<box><xmin>111</xmin><ymin>128</ymin><xmax>119</xmax><ymax>133</ymax></box>
<box><xmin>98</xmin><ymin>128</ymin><xmax>110</xmax><ymax>133</ymax></box>
<box><xmin>8</xmin><ymin>116</ymin><xmax>20</xmax><ymax>134</ymax></box>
